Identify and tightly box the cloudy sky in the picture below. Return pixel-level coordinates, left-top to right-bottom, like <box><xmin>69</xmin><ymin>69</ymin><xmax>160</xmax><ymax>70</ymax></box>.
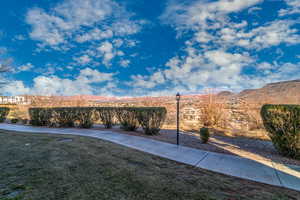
<box><xmin>0</xmin><ymin>0</ymin><xmax>300</xmax><ymax>96</ymax></box>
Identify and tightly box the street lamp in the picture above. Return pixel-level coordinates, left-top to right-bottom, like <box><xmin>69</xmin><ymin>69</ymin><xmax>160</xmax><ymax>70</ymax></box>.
<box><xmin>176</xmin><ymin>93</ymin><xmax>181</xmax><ymax>145</ymax></box>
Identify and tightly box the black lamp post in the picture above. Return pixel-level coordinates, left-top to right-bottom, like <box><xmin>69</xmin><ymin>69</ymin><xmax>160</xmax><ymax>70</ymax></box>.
<box><xmin>176</xmin><ymin>93</ymin><xmax>181</xmax><ymax>145</ymax></box>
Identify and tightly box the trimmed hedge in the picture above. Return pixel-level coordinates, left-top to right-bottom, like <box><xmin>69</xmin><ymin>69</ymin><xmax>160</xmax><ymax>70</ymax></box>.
<box><xmin>29</xmin><ymin>108</ymin><xmax>52</xmax><ymax>126</ymax></box>
<box><xmin>115</xmin><ymin>107</ymin><xmax>139</xmax><ymax>131</ymax></box>
<box><xmin>95</xmin><ymin>107</ymin><xmax>116</xmax><ymax>129</ymax></box>
<box><xmin>261</xmin><ymin>104</ymin><xmax>300</xmax><ymax>159</ymax></box>
<box><xmin>52</xmin><ymin>107</ymin><xmax>76</xmax><ymax>127</ymax></box>
<box><xmin>136</xmin><ymin>107</ymin><xmax>167</xmax><ymax>135</ymax></box>
<box><xmin>28</xmin><ymin>107</ymin><xmax>167</xmax><ymax>135</ymax></box>
<box><xmin>75</xmin><ymin>107</ymin><xmax>95</xmax><ymax>128</ymax></box>
<box><xmin>29</xmin><ymin>107</ymin><xmax>95</xmax><ymax>128</ymax></box>
<box><xmin>0</xmin><ymin>107</ymin><xmax>10</xmax><ymax>122</ymax></box>
<box><xmin>11</xmin><ymin>118</ymin><xmax>19</xmax><ymax>124</ymax></box>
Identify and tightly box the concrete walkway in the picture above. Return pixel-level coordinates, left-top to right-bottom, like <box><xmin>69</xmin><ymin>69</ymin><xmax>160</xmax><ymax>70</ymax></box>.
<box><xmin>0</xmin><ymin>123</ymin><xmax>300</xmax><ymax>192</ymax></box>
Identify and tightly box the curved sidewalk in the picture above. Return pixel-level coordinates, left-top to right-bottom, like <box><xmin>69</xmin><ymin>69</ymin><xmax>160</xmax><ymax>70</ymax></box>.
<box><xmin>0</xmin><ymin>123</ymin><xmax>300</xmax><ymax>192</ymax></box>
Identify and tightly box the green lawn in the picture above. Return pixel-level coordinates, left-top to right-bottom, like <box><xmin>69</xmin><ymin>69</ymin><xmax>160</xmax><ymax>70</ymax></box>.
<box><xmin>0</xmin><ymin>130</ymin><xmax>299</xmax><ymax>200</ymax></box>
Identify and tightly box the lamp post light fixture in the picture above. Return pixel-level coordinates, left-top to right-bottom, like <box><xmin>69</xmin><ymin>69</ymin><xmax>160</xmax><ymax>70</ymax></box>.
<box><xmin>176</xmin><ymin>92</ymin><xmax>181</xmax><ymax>145</ymax></box>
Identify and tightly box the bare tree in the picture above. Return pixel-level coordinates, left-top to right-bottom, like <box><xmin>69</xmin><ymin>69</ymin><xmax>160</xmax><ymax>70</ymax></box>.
<box><xmin>200</xmin><ymin>89</ymin><xmax>225</xmax><ymax>128</ymax></box>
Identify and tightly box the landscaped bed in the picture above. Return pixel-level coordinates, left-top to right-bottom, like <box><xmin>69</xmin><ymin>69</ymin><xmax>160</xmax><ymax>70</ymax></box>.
<box><xmin>93</xmin><ymin>125</ymin><xmax>300</xmax><ymax>166</ymax></box>
<box><xmin>0</xmin><ymin>130</ymin><xmax>299</xmax><ymax>200</ymax></box>
<box><xmin>14</xmin><ymin>105</ymin><xmax>299</xmax><ymax>166</ymax></box>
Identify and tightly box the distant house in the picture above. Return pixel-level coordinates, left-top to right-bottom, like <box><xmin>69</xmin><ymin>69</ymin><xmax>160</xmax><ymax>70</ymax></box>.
<box><xmin>182</xmin><ymin>106</ymin><xmax>201</xmax><ymax>122</ymax></box>
<box><xmin>0</xmin><ymin>96</ymin><xmax>30</xmax><ymax>105</ymax></box>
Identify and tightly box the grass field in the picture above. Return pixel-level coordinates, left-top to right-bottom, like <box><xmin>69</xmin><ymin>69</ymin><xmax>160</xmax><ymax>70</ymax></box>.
<box><xmin>0</xmin><ymin>130</ymin><xmax>299</xmax><ymax>200</ymax></box>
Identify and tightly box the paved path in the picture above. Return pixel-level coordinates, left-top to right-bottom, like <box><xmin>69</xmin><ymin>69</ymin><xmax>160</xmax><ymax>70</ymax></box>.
<box><xmin>1</xmin><ymin>123</ymin><xmax>300</xmax><ymax>192</ymax></box>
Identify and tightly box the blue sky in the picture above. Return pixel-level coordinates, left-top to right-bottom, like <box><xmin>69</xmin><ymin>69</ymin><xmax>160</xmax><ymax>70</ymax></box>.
<box><xmin>0</xmin><ymin>0</ymin><xmax>300</xmax><ymax>96</ymax></box>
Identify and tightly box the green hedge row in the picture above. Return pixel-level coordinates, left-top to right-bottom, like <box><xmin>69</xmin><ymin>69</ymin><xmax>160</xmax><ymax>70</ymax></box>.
<box><xmin>29</xmin><ymin>107</ymin><xmax>167</xmax><ymax>135</ymax></box>
<box><xmin>261</xmin><ymin>104</ymin><xmax>300</xmax><ymax>159</ymax></box>
<box><xmin>29</xmin><ymin>107</ymin><xmax>95</xmax><ymax>128</ymax></box>
<box><xmin>115</xmin><ymin>107</ymin><xmax>139</xmax><ymax>131</ymax></box>
<box><xmin>0</xmin><ymin>107</ymin><xmax>10</xmax><ymax>122</ymax></box>
<box><xmin>95</xmin><ymin>107</ymin><xmax>116</xmax><ymax>129</ymax></box>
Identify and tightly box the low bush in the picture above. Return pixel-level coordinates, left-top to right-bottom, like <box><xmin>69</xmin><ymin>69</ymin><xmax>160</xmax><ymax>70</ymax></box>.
<box><xmin>22</xmin><ymin>119</ymin><xmax>28</xmax><ymax>124</ymax></box>
<box><xmin>0</xmin><ymin>107</ymin><xmax>10</xmax><ymax>122</ymax></box>
<box><xmin>116</xmin><ymin>107</ymin><xmax>139</xmax><ymax>131</ymax></box>
<box><xmin>29</xmin><ymin>107</ymin><xmax>95</xmax><ymax>128</ymax></box>
<box><xmin>28</xmin><ymin>106</ymin><xmax>168</xmax><ymax>134</ymax></box>
<box><xmin>200</xmin><ymin>127</ymin><xmax>210</xmax><ymax>144</ymax></box>
<box><xmin>95</xmin><ymin>107</ymin><xmax>116</xmax><ymax>129</ymax></box>
<box><xmin>136</xmin><ymin>107</ymin><xmax>167</xmax><ymax>135</ymax></box>
<box><xmin>75</xmin><ymin>107</ymin><xmax>95</xmax><ymax>128</ymax></box>
<box><xmin>261</xmin><ymin>104</ymin><xmax>300</xmax><ymax>159</ymax></box>
<box><xmin>52</xmin><ymin>108</ymin><xmax>76</xmax><ymax>127</ymax></box>
<box><xmin>11</xmin><ymin>118</ymin><xmax>19</xmax><ymax>124</ymax></box>
<box><xmin>29</xmin><ymin>108</ymin><xmax>53</xmax><ymax>126</ymax></box>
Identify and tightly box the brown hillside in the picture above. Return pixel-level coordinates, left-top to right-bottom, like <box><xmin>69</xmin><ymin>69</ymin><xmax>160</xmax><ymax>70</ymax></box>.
<box><xmin>236</xmin><ymin>80</ymin><xmax>300</xmax><ymax>104</ymax></box>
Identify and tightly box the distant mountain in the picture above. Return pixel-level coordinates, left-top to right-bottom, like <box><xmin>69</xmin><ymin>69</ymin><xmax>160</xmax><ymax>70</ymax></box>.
<box><xmin>217</xmin><ymin>80</ymin><xmax>300</xmax><ymax>104</ymax></box>
<box><xmin>63</xmin><ymin>95</ymin><xmax>119</xmax><ymax>101</ymax></box>
<box><xmin>22</xmin><ymin>80</ymin><xmax>300</xmax><ymax>105</ymax></box>
<box><xmin>216</xmin><ymin>91</ymin><xmax>235</xmax><ymax>101</ymax></box>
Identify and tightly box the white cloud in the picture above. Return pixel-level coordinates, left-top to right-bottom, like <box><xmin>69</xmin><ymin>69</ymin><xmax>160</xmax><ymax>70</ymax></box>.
<box><xmin>209</xmin><ymin>20</ymin><xmax>300</xmax><ymax>50</ymax></box>
<box><xmin>19</xmin><ymin>63</ymin><xmax>34</xmax><ymax>72</ymax></box>
<box><xmin>26</xmin><ymin>8</ymin><xmax>66</xmax><ymax>46</ymax></box>
<box><xmin>247</xmin><ymin>20</ymin><xmax>300</xmax><ymax>49</ymax></box>
<box><xmin>26</xmin><ymin>0</ymin><xmax>116</xmax><ymax>46</ymax></box>
<box><xmin>161</xmin><ymin>0</ymin><xmax>262</xmax><ymax>30</ymax></box>
<box><xmin>2</xmin><ymin>81</ymin><xmax>30</xmax><ymax>95</ymax></box>
<box><xmin>164</xmin><ymin>49</ymin><xmax>254</xmax><ymax>90</ymax></box>
<box><xmin>279</xmin><ymin>0</ymin><xmax>300</xmax><ymax>16</ymax></box>
<box><xmin>77</xmin><ymin>68</ymin><xmax>115</xmax><ymax>83</ymax></box>
<box><xmin>204</xmin><ymin>50</ymin><xmax>252</xmax><ymax>66</ymax></box>
<box><xmin>129</xmin><ymin>59</ymin><xmax>300</xmax><ymax>95</ymax></box>
<box><xmin>129</xmin><ymin>48</ymin><xmax>254</xmax><ymax>92</ymax></box>
<box><xmin>26</xmin><ymin>0</ymin><xmax>142</xmax><ymax>47</ymax></box>
<box><xmin>75</xmin><ymin>28</ymin><xmax>113</xmax><ymax>43</ymax></box>
<box><xmin>119</xmin><ymin>59</ymin><xmax>130</xmax><ymax>67</ymax></box>
<box><xmin>74</xmin><ymin>55</ymin><xmax>91</xmax><ymax>65</ymax></box>
<box><xmin>131</xmin><ymin>0</ymin><xmax>300</xmax><ymax>95</ymax></box>
<box><xmin>26</xmin><ymin>0</ymin><xmax>144</xmax><ymax>68</ymax></box>
<box><xmin>113</xmin><ymin>39</ymin><xmax>123</xmax><ymax>47</ymax></box>
<box><xmin>3</xmin><ymin>68</ymin><xmax>115</xmax><ymax>96</ymax></box>
<box><xmin>161</xmin><ymin>0</ymin><xmax>300</xmax><ymax>50</ymax></box>
<box><xmin>130</xmin><ymin>71</ymin><xmax>166</xmax><ymax>89</ymax></box>
<box><xmin>130</xmin><ymin>75</ymin><xmax>157</xmax><ymax>89</ymax></box>
<box><xmin>248</xmin><ymin>6</ymin><xmax>262</xmax><ymax>14</ymax></box>
<box><xmin>257</xmin><ymin>62</ymin><xmax>273</xmax><ymax>70</ymax></box>
<box><xmin>97</xmin><ymin>41</ymin><xmax>115</xmax><ymax>66</ymax></box>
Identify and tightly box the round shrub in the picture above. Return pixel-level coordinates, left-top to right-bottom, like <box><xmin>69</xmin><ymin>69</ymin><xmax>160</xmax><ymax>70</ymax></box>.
<box><xmin>116</xmin><ymin>107</ymin><xmax>139</xmax><ymax>131</ymax></box>
<box><xmin>75</xmin><ymin>107</ymin><xmax>95</xmax><ymax>128</ymax></box>
<box><xmin>29</xmin><ymin>108</ymin><xmax>53</xmax><ymax>126</ymax></box>
<box><xmin>95</xmin><ymin>107</ymin><xmax>116</xmax><ymax>129</ymax></box>
<box><xmin>261</xmin><ymin>104</ymin><xmax>300</xmax><ymax>159</ymax></box>
<box><xmin>0</xmin><ymin>107</ymin><xmax>10</xmax><ymax>122</ymax></box>
<box><xmin>11</xmin><ymin>118</ymin><xmax>19</xmax><ymax>124</ymax></box>
<box><xmin>200</xmin><ymin>127</ymin><xmax>210</xmax><ymax>144</ymax></box>
<box><xmin>52</xmin><ymin>108</ymin><xmax>76</xmax><ymax>127</ymax></box>
<box><xmin>136</xmin><ymin>107</ymin><xmax>167</xmax><ymax>135</ymax></box>
<box><xmin>22</xmin><ymin>119</ymin><xmax>29</xmax><ymax>125</ymax></box>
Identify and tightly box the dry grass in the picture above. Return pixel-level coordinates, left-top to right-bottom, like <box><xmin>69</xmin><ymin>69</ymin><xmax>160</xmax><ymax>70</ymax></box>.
<box><xmin>0</xmin><ymin>130</ymin><xmax>299</xmax><ymax>200</ymax></box>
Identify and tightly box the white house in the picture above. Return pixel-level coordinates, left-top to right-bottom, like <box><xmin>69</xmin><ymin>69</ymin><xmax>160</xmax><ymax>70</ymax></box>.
<box><xmin>0</xmin><ymin>96</ymin><xmax>30</xmax><ymax>104</ymax></box>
